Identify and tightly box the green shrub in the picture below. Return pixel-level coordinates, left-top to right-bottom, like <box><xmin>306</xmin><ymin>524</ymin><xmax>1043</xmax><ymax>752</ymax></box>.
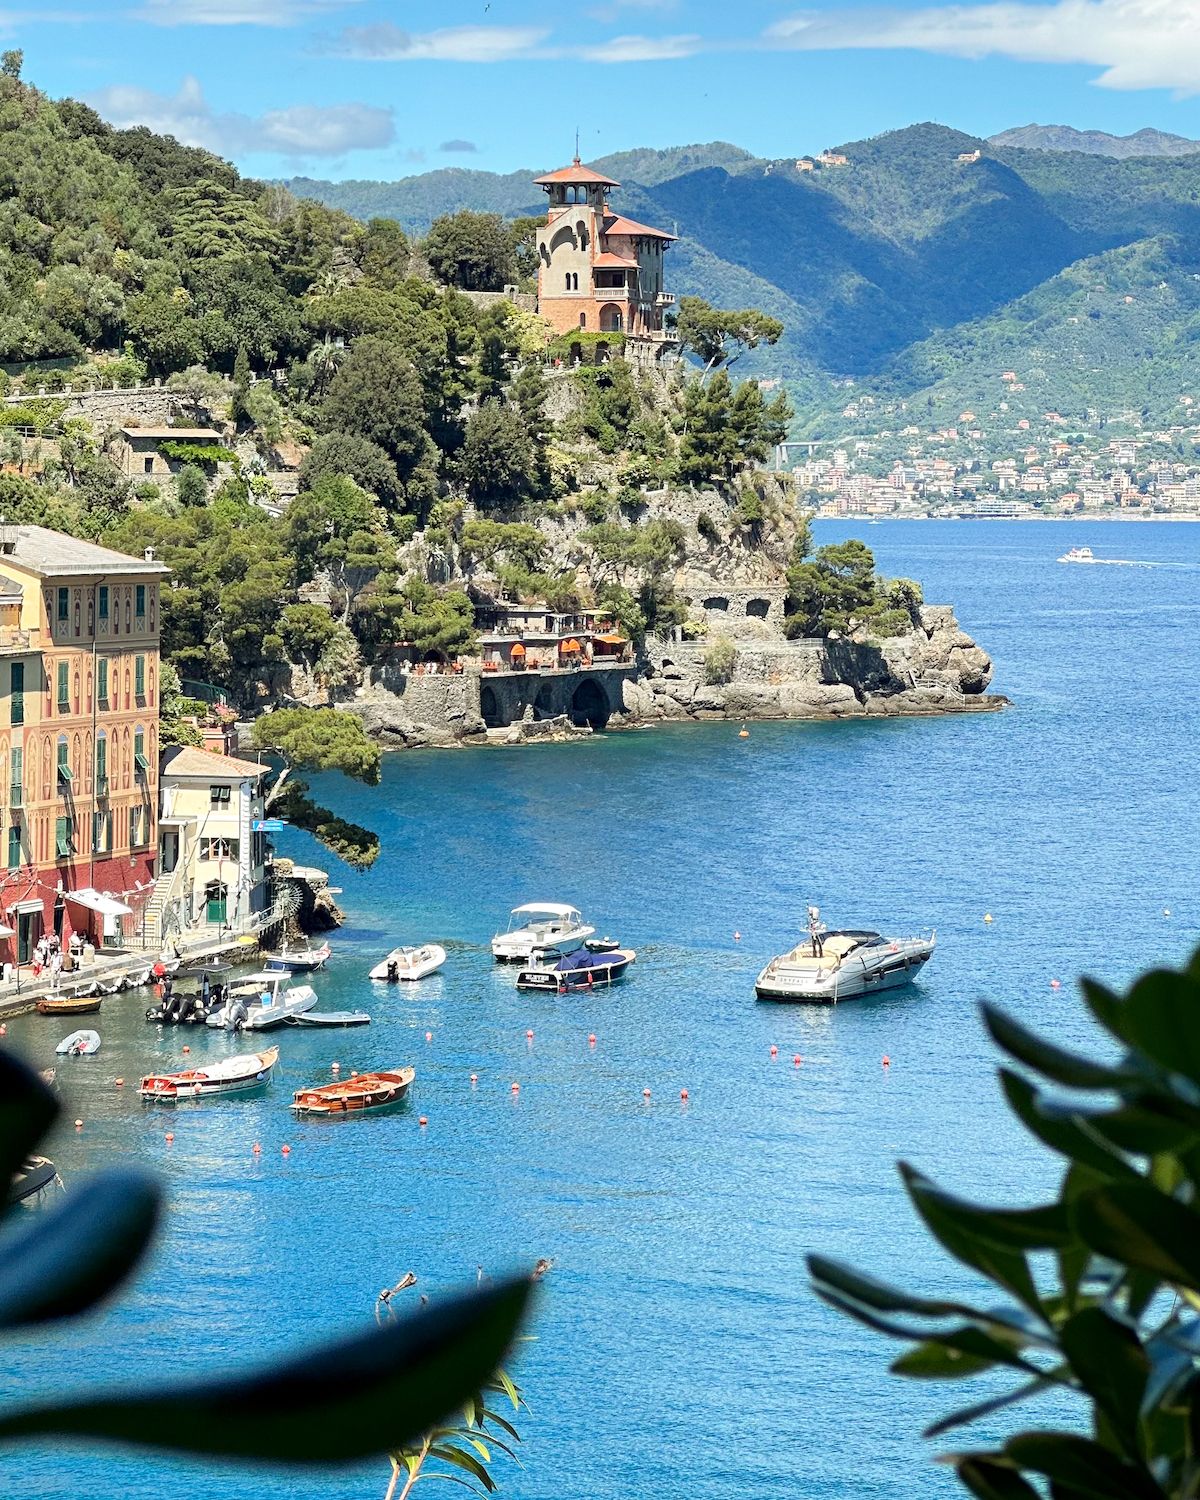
<box><xmin>703</xmin><ymin>634</ymin><xmax>737</xmax><ymax>684</ymax></box>
<box><xmin>696</xmin><ymin>511</ymin><xmax>722</xmax><ymax>543</ymax></box>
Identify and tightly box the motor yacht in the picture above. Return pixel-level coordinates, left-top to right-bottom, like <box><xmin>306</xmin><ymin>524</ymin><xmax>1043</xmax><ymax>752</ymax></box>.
<box><xmin>491</xmin><ymin>903</ymin><xmax>594</xmax><ymax>963</ymax></box>
<box><xmin>1058</xmin><ymin>546</ymin><xmax>1095</xmax><ymax>564</ymax></box>
<box><xmin>206</xmin><ymin>972</ymin><xmax>318</xmax><ymax>1030</ymax></box>
<box><xmin>755</xmin><ymin>929</ymin><xmax>935</xmax><ymax>1003</ymax></box>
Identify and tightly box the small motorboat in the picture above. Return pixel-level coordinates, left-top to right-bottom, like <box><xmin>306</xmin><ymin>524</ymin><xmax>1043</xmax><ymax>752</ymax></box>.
<box><xmin>36</xmin><ymin>994</ymin><xmax>101</xmax><ymax>1017</ymax></box>
<box><xmin>369</xmin><ymin>945</ymin><xmax>446</xmax><ymax>982</ymax></box>
<box><xmin>147</xmin><ymin>964</ymin><xmax>233</xmax><ymax>1025</ymax></box>
<box><xmin>1058</xmin><ymin>546</ymin><xmax>1095</xmax><ymax>564</ymax></box>
<box><xmin>491</xmin><ymin>904</ymin><xmax>594</xmax><ymax>963</ymax></box>
<box><xmin>287</xmin><ymin>1009</ymin><xmax>371</xmax><ymax>1027</ymax></box>
<box><xmin>265</xmin><ymin>941</ymin><xmax>331</xmax><ymax>974</ymax></box>
<box><xmin>138</xmin><ymin>1046</ymin><xmax>279</xmax><ymax>1102</ymax></box>
<box><xmin>517</xmin><ymin>946</ymin><xmax>636</xmax><ymax>992</ymax></box>
<box><xmin>11</xmin><ymin>1156</ymin><xmax>61</xmax><ymax>1205</ymax></box>
<box><xmin>55</xmin><ymin>1029</ymin><xmax>100</xmax><ymax>1056</ymax></box>
<box><xmin>755</xmin><ymin>929</ymin><xmax>935</xmax><ymax>1003</ymax></box>
<box><xmin>292</xmin><ymin>1067</ymin><xmax>414</xmax><ymax>1116</ymax></box>
<box><xmin>206</xmin><ymin>973</ymin><xmax>318</xmax><ymax>1030</ymax></box>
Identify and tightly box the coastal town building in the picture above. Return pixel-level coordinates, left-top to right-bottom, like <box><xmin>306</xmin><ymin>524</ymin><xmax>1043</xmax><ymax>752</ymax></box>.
<box><xmin>116</xmin><ymin>427</ymin><xmax>224</xmax><ymax>482</ymax></box>
<box><xmin>155</xmin><ymin>745</ymin><xmax>271</xmax><ymax>941</ymax></box>
<box><xmin>534</xmin><ymin>157</ymin><xmax>678</xmax><ymax>360</ymax></box>
<box><xmin>472</xmin><ymin>595</ymin><xmax>631</xmax><ymax>673</ymax></box>
<box><xmin>0</xmin><ymin>525</ymin><xmax>169</xmax><ymax>964</ymax></box>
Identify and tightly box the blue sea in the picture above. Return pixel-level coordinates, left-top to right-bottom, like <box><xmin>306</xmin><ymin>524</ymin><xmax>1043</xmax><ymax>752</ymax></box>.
<box><xmin>3</xmin><ymin>519</ymin><xmax>1197</xmax><ymax>1500</ymax></box>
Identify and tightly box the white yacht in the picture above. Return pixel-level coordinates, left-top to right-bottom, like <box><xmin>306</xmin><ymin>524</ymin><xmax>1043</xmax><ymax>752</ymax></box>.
<box><xmin>1058</xmin><ymin>546</ymin><xmax>1095</xmax><ymax>564</ymax></box>
<box><xmin>755</xmin><ymin>929</ymin><xmax>935</xmax><ymax>1003</ymax></box>
<box><xmin>206</xmin><ymin>972</ymin><xmax>318</xmax><ymax>1030</ymax></box>
<box><xmin>491</xmin><ymin>903</ymin><xmax>594</xmax><ymax>963</ymax></box>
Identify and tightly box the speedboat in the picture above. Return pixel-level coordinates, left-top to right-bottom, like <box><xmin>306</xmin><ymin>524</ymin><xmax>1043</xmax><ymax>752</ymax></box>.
<box><xmin>755</xmin><ymin>929</ymin><xmax>935</xmax><ymax>1003</ymax></box>
<box><xmin>206</xmin><ymin>973</ymin><xmax>318</xmax><ymax>1030</ymax></box>
<box><xmin>292</xmin><ymin>1066</ymin><xmax>414</xmax><ymax>1115</ymax></box>
<box><xmin>265</xmin><ymin>941</ymin><xmax>331</xmax><ymax>974</ymax></box>
<box><xmin>1058</xmin><ymin>546</ymin><xmax>1095</xmax><ymax>563</ymax></box>
<box><xmin>369</xmin><ymin>945</ymin><xmax>446</xmax><ymax>982</ymax></box>
<box><xmin>55</xmin><ymin>1029</ymin><xmax>100</xmax><ymax>1056</ymax></box>
<box><xmin>491</xmin><ymin>904</ymin><xmax>594</xmax><ymax>963</ymax></box>
<box><xmin>139</xmin><ymin>1046</ymin><xmax>279</xmax><ymax>1102</ymax></box>
<box><xmin>517</xmin><ymin>945</ymin><xmax>636</xmax><ymax>992</ymax></box>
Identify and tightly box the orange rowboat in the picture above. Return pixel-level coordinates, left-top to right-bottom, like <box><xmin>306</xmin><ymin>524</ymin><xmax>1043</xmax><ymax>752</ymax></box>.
<box><xmin>292</xmin><ymin>1067</ymin><xmax>415</xmax><ymax>1116</ymax></box>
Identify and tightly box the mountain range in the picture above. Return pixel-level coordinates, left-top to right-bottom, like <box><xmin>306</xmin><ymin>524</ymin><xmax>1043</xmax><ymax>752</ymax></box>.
<box><xmin>987</xmin><ymin>125</ymin><xmax>1200</xmax><ymax>158</ymax></box>
<box><xmin>287</xmin><ymin>122</ymin><xmax>1200</xmax><ymax>432</ymax></box>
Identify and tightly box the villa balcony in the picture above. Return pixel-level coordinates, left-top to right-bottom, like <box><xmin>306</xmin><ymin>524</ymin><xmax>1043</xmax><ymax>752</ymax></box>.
<box><xmin>0</xmin><ymin>626</ymin><xmax>35</xmax><ymax>656</ymax></box>
<box><xmin>656</xmin><ymin>292</ymin><xmax>676</xmax><ymax>306</ymax></box>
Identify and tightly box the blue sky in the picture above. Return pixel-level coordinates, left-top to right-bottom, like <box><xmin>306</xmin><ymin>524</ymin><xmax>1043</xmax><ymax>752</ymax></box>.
<box><xmin>11</xmin><ymin>0</ymin><xmax>1200</xmax><ymax>180</ymax></box>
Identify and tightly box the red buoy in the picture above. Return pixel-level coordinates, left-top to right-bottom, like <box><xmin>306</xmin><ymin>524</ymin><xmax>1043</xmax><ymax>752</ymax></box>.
<box><xmin>588</xmin><ymin>1033</ymin><xmax>596</xmax><ymax>1045</ymax></box>
<box><xmin>511</xmin><ymin>1082</ymin><xmax>520</xmax><ymax>1093</ymax></box>
<box><xmin>526</xmin><ymin>1029</ymin><xmax>534</xmax><ymax>1040</ymax></box>
<box><xmin>281</xmin><ymin>1144</ymin><xmax>291</xmax><ymax>1156</ymax></box>
<box><xmin>114</xmin><ymin>1078</ymin><xmax>125</xmax><ymax>1087</ymax></box>
<box><xmin>181</xmin><ymin>1045</ymin><xmax>190</xmax><ymax>1054</ymax></box>
<box><xmin>252</xmin><ymin>1142</ymin><xmax>262</xmax><ymax>1155</ymax></box>
<box><xmin>164</xmin><ymin>1132</ymin><xmax>174</xmax><ymax>1144</ymax></box>
<box><xmin>680</xmin><ymin>1088</ymin><xmax>689</xmax><ymax>1101</ymax></box>
<box><xmin>770</xmin><ymin>1045</ymin><xmax>778</xmax><ymax>1058</ymax></box>
<box><xmin>419</xmin><ymin>1116</ymin><xmax>428</xmax><ymax>1127</ymax></box>
<box><xmin>643</xmin><ymin>1087</ymin><xmax>651</xmax><ymax>1098</ymax></box>
<box><xmin>882</xmin><ymin>1055</ymin><xmax>891</xmax><ymax>1068</ymax></box>
<box><xmin>470</xmin><ymin>1073</ymin><xmax>478</xmax><ymax>1084</ymax></box>
<box><xmin>793</xmin><ymin>1055</ymin><xmax>802</xmax><ymax>1066</ymax></box>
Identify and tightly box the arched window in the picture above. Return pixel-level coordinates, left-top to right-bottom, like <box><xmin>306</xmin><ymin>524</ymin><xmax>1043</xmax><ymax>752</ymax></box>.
<box><xmin>121</xmin><ymin>727</ymin><xmax>131</xmax><ymax>790</ymax></box>
<box><xmin>565</xmin><ymin>271</ymin><xmax>571</xmax><ymax>291</ymax></box>
<box><xmin>579</xmin><ymin>312</ymin><xmax>587</xmax><ymax>329</ymax></box>
<box><xmin>577</xmin><ymin>223</ymin><xmax>588</xmax><ymax>249</ymax></box>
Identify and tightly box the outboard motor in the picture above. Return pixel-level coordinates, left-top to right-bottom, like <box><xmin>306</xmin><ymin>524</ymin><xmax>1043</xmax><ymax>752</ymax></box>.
<box><xmin>161</xmin><ymin>991</ymin><xmax>182</xmax><ymax>1024</ymax></box>
<box><xmin>387</xmin><ymin>960</ymin><xmax>399</xmax><ymax>982</ymax></box>
<box><xmin>226</xmin><ymin>995</ymin><xmax>248</xmax><ymax>1030</ymax></box>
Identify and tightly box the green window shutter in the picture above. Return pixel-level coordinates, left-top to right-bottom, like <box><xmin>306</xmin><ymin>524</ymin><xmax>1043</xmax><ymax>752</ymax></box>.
<box><xmin>9</xmin><ymin>662</ymin><xmax>22</xmax><ymax>727</ymax></box>
<box><xmin>57</xmin><ymin>587</ymin><xmax>68</xmax><ymax>622</ymax></box>
<box><xmin>96</xmin><ymin>736</ymin><xmax>107</xmax><ymax>792</ymax></box>
<box><xmin>98</xmin><ymin>586</ymin><xmax>109</xmax><ymax>619</ymax></box>
<box><xmin>129</xmin><ymin>806</ymin><xmax>138</xmax><ymax>847</ymax></box>
<box><xmin>9</xmin><ymin>747</ymin><xmax>21</xmax><ymax>806</ymax></box>
<box><xmin>136</xmin><ymin>584</ymin><xmax>146</xmax><ymax>618</ymax></box>
<box><xmin>7</xmin><ymin>826</ymin><xmax>19</xmax><ymax>869</ymax></box>
<box><xmin>55</xmin><ymin>816</ymin><xmax>71</xmax><ymax>857</ymax></box>
<box><xmin>56</xmin><ymin>662</ymin><xmax>68</xmax><ymax>711</ymax></box>
<box><xmin>135</xmin><ymin>655</ymin><xmax>145</xmax><ymax>698</ymax></box>
<box><xmin>97</xmin><ymin>659</ymin><xmax>108</xmax><ymax>703</ymax></box>
<box><xmin>134</xmin><ymin>729</ymin><xmax>148</xmax><ymax>773</ymax></box>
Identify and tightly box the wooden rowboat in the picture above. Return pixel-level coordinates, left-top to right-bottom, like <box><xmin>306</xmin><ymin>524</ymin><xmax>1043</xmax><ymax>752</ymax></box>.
<box><xmin>36</xmin><ymin>994</ymin><xmax>101</xmax><ymax>1016</ymax></box>
<box><xmin>292</xmin><ymin>1066</ymin><xmax>414</xmax><ymax>1116</ymax></box>
<box><xmin>138</xmin><ymin>1046</ymin><xmax>279</xmax><ymax>1102</ymax></box>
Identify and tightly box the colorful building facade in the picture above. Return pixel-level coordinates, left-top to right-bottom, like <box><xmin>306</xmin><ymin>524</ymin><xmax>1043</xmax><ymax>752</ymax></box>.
<box><xmin>0</xmin><ymin>525</ymin><xmax>170</xmax><ymax>963</ymax></box>
<box><xmin>534</xmin><ymin>158</ymin><xmax>678</xmax><ymax>352</ymax></box>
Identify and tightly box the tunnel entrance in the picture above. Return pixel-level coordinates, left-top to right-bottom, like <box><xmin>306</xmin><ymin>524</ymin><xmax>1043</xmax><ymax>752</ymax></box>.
<box><xmin>480</xmin><ymin>684</ymin><xmax>502</xmax><ymax>728</ymax></box>
<box><xmin>571</xmin><ymin>677</ymin><xmax>609</xmax><ymax>729</ymax></box>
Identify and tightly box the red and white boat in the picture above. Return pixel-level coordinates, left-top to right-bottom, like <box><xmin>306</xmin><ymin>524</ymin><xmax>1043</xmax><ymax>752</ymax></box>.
<box><xmin>138</xmin><ymin>1046</ymin><xmax>279</xmax><ymax>1102</ymax></box>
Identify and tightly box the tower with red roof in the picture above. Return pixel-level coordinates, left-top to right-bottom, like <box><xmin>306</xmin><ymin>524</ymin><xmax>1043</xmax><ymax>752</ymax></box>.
<box><xmin>534</xmin><ymin>157</ymin><xmax>678</xmax><ymax>358</ymax></box>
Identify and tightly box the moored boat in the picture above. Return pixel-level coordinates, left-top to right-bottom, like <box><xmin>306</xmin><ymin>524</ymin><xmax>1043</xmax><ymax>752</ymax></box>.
<box><xmin>368</xmin><ymin>945</ymin><xmax>446</xmax><ymax>982</ymax></box>
<box><xmin>138</xmin><ymin>1046</ymin><xmax>279</xmax><ymax>1102</ymax></box>
<box><xmin>292</xmin><ymin>1066</ymin><xmax>414</xmax><ymax>1116</ymax></box>
<box><xmin>265</xmin><ymin>941</ymin><xmax>331</xmax><ymax>974</ymax></box>
<box><xmin>517</xmin><ymin>945</ymin><xmax>636</xmax><ymax>991</ymax></box>
<box><xmin>55</xmin><ymin>1029</ymin><xmax>100</xmax><ymax>1056</ymax></box>
<box><xmin>11</xmin><ymin>1155</ymin><xmax>60</xmax><ymax>1204</ymax></box>
<box><xmin>206</xmin><ymin>973</ymin><xmax>318</xmax><ymax>1030</ymax></box>
<box><xmin>287</xmin><ymin>1009</ymin><xmax>371</xmax><ymax>1027</ymax></box>
<box><xmin>755</xmin><ymin>929</ymin><xmax>935</xmax><ymax>1003</ymax></box>
<box><xmin>491</xmin><ymin>904</ymin><xmax>594</xmax><ymax>963</ymax></box>
<box><xmin>36</xmin><ymin>994</ymin><xmax>101</xmax><ymax>1017</ymax></box>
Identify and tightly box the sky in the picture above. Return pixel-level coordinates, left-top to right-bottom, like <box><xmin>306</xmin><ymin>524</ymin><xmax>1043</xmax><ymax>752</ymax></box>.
<box><xmin>11</xmin><ymin>0</ymin><xmax>1200</xmax><ymax>181</ymax></box>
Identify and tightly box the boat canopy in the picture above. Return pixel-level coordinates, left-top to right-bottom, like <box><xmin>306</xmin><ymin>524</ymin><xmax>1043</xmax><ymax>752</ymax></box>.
<box><xmin>512</xmin><ymin>902</ymin><xmax>581</xmax><ymax>918</ymax></box>
<box><xmin>555</xmin><ymin>948</ymin><xmax>608</xmax><ymax>972</ymax></box>
<box><xmin>66</xmin><ymin>887</ymin><xmax>133</xmax><ymax>917</ymax></box>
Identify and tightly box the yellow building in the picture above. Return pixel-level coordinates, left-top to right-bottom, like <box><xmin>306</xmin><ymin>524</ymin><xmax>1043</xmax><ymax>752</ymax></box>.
<box><xmin>155</xmin><ymin>745</ymin><xmax>271</xmax><ymax>939</ymax></box>
<box><xmin>0</xmin><ymin>525</ymin><xmax>169</xmax><ymax>962</ymax></box>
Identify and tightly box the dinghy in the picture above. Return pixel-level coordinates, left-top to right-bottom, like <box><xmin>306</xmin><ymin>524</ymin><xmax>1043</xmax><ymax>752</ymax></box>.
<box><xmin>368</xmin><ymin>945</ymin><xmax>446</xmax><ymax>982</ymax></box>
<box><xmin>138</xmin><ymin>1046</ymin><xmax>279</xmax><ymax>1102</ymax></box>
<box><xmin>36</xmin><ymin>994</ymin><xmax>101</xmax><ymax>1017</ymax></box>
<box><xmin>287</xmin><ymin>1010</ymin><xmax>371</xmax><ymax>1028</ymax></box>
<box><xmin>55</xmin><ymin>1029</ymin><xmax>100</xmax><ymax>1056</ymax></box>
<box><xmin>292</xmin><ymin>1066</ymin><xmax>414</xmax><ymax>1116</ymax></box>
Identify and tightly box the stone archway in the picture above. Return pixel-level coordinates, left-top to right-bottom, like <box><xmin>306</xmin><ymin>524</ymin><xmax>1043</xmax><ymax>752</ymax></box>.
<box><xmin>534</xmin><ymin>682</ymin><xmax>558</xmax><ymax>720</ymax></box>
<box><xmin>480</xmin><ymin>685</ymin><xmax>502</xmax><ymax>728</ymax></box>
<box><xmin>599</xmin><ymin>303</ymin><xmax>623</xmax><ymax>332</ymax></box>
<box><xmin>571</xmin><ymin>677</ymin><xmax>609</xmax><ymax>729</ymax></box>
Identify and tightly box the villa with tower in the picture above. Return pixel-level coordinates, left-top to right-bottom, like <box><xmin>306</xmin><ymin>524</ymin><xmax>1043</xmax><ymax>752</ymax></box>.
<box><xmin>534</xmin><ymin>157</ymin><xmax>679</xmax><ymax>364</ymax></box>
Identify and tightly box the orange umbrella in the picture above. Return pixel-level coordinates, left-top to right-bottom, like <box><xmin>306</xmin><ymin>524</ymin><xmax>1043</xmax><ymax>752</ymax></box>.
<box><xmin>562</xmin><ymin>639</ymin><xmax>581</xmax><ymax>652</ymax></box>
<box><xmin>509</xmin><ymin>642</ymin><xmax>526</xmax><ymax>656</ymax></box>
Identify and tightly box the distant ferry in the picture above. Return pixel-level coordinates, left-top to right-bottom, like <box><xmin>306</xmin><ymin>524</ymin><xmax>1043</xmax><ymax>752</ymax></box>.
<box><xmin>1057</xmin><ymin>546</ymin><xmax>1148</xmax><ymax>567</ymax></box>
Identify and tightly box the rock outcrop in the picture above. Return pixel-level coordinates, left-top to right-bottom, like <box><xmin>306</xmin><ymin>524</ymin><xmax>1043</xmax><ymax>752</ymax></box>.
<box><xmin>622</xmin><ymin>606</ymin><xmax>1004</xmax><ymax>725</ymax></box>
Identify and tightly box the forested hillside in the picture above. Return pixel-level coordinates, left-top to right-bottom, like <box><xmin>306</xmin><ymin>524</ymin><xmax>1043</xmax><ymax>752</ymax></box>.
<box><xmin>289</xmin><ymin>120</ymin><xmax>1200</xmax><ymax>425</ymax></box>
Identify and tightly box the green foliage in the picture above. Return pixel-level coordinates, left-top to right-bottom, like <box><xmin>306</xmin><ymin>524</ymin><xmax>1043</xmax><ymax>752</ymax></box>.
<box><xmin>157</xmin><ymin>662</ymin><xmax>204</xmax><ymax>748</ymax></box>
<box><xmin>580</xmin><ymin>517</ymin><xmax>686</xmax><ymax>637</ymax></box>
<box><xmin>547</xmin><ymin>331</ymin><xmax>625</xmax><ymax>366</ymax></box>
<box><xmin>811</xmin><ymin>945</ymin><xmax>1200</xmax><ymax>1500</ymax></box>
<box><xmin>673</xmin><ymin>296</ymin><xmax>784</xmax><ymax>373</ymax></box>
<box><xmin>322</xmin><ymin>336</ymin><xmax>430</xmax><ymax>478</ymax></box>
<box><xmin>393</xmin><ymin>579</ymin><xmax>477</xmax><ymax>658</ymax></box>
<box><xmin>423</xmin><ymin>211</ymin><xmax>515</xmax><ymax>292</ymax></box>
<box><xmin>279</xmin><ymin>603</ymin><xmax>337</xmax><ymax>665</ymax></box>
<box><xmin>252</xmin><ymin>706</ymin><xmax>381</xmax><ymax>785</ymax></box>
<box><xmin>785</xmin><ymin>540</ymin><xmax>923</xmax><ymax>637</ymax></box>
<box><xmin>159</xmin><ymin>440</ymin><xmax>237</xmax><ymax>469</ymax></box>
<box><xmin>299</xmin><ymin>431</ymin><xmax>400</xmax><ymax>509</ymax></box>
<box><xmin>678</xmin><ymin>372</ymin><xmax>784</xmax><ymax>484</ymax></box>
<box><xmin>0</xmin><ymin>1049</ymin><xmax>530</xmax><ymax>1464</ymax></box>
<box><xmin>276</xmin><ymin>786</ymin><xmax>380</xmax><ymax>869</ymax></box>
<box><xmin>459</xmin><ymin>519</ymin><xmax>546</xmax><ymax>569</ymax></box>
<box><xmin>460</xmin><ymin>402</ymin><xmax>531</xmax><ymax>507</ymax></box>
<box><xmin>0</xmin><ymin>399</ymin><xmax>67</xmax><ymax>432</ymax></box>
<box><xmin>696</xmin><ymin>510</ymin><xmax>722</xmax><ymax>543</ymax></box>
<box><xmin>174</xmin><ymin>464</ymin><xmax>208</xmax><ymax>508</ymax></box>
<box><xmin>703</xmin><ymin>634</ymin><xmax>737</xmax><ymax>684</ymax></box>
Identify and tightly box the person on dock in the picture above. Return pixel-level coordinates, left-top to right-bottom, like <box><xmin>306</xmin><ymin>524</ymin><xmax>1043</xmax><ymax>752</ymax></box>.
<box><xmin>808</xmin><ymin>905</ymin><xmax>825</xmax><ymax>958</ymax></box>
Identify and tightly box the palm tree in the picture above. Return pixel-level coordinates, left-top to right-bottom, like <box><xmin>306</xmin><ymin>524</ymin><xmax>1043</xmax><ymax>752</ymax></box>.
<box><xmin>307</xmin><ymin>339</ymin><xmax>345</xmax><ymax>398</ymax></box>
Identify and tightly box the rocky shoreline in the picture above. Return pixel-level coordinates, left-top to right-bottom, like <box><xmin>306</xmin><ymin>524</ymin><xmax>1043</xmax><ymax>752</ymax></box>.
<box><xmin>332</xmin><ymin>603</ymin><xmax>1005</xmax><ymax>751</ymax></box>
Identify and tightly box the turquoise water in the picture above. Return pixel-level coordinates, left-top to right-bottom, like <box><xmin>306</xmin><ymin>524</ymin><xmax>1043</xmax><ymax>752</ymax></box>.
<box><xmin>3</xmin><ymin>519</ymin><xmax>1199</xmax><ymax>1500</ymax></box>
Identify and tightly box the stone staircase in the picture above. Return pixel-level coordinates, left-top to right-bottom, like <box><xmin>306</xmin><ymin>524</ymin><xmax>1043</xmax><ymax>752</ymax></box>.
<box><xmin>140</xmin><ymin>867</ymin><xmax>183</xmax><ymax>946</ymax></box>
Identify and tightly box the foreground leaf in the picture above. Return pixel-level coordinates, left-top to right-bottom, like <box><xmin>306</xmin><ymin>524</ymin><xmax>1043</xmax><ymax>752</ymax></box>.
<box><xmin>1004</xmin><ymin>1432</ymin><xmax>1165</xmax><ymax>1500</ymax></box>
<box><xmin>0</xmin><ymin>1277</ymin><xmax>531</xmax><ymax>1463</ymax></box>
<box><xmin>0</xmin><ymin>1052</ymin><xmax>58</xmax><ymax>1213</ymax></box>
<box><xmin>981</xmin><ymin>1006</ymin><xmax>1134</xmax><ymax>1092</ymax></box>
<box><xmin>1058</xmin><ymin>1307</ymin><xmax>1148</xmax><ymax>1457</ymax></box>
<box><xmin>955</xmin><ymin>1457</ymin><xmax>1042</xmax><ymax>1500</ymax></box>
<box><xmin>0</xmin><ymin>1171</ymin><xmax>161</xmax><ymax>1328</ymax></box>
<box><xmin>1073</xmin><ymin>1184</ymin><xmax>1200</xmax><ymax>1293</ymax></box>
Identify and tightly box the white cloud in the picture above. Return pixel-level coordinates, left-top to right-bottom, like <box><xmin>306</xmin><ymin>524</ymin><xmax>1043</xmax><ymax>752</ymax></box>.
<box><xmin>325</xmin><ymin>21</ymin><xmax>551</xmax><ymax>62</ymax></box>
<box><xmin>87</xmin><ymin>76</ymin><xmax>395</xmax><ymax>160</ymax></box>
<box><xmin>762</xmin><ymin>0</ymin><xmax>1200</xmax><ymax>94</ymax></box>
<box><xmin>132</xmin><ymin>0</ymin><xmax>354</xmax><ymax>23</ymax></box>
<box><xmin>577</xmin><ymin>31</ymin><xmax>701</xmax><ymax>60</ymax></box>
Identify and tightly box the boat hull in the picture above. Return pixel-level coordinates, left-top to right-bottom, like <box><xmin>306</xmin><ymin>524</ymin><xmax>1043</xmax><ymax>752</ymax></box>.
<box><xmin>36</xmin><ymin>996</ymin><xmax>101</xmax><ymax>1016</ymax></box>
<box><xmin>492</xmin><ymin>925</ymin><xmax>595</xmax><ymax>962</ymax></box>
<box><xmin>138</xmin><ymin>1047</ymin><xmax>278</xmax><ymax>1102</ymax></box>
<box><xmin>292</xmin><ymin>1067</ymin><xmax>414</xmax><ymax>1116</ymax></box>
<box><xmin>755</xmin><ymin>938</ymin><xmax>935</xmax><ymax>1003</ymax></box>
<box><xmin>369</xmin><ymin>946</ymin><xmax>446</xmax><ymax>982</ymax></box>
<box><xmin>517</xmin><ymin>951</ymin><xmax>634</xmax><ymax>991</ymax></box>
<box><xmin>287</xmin><ymin>1010</ymin><xmax>371</xmax><ymax>1027</ymax></box>
<box><xmin>265</xmin><ymin>944</ymin><xmax>330</xmax><ymax>973</ymax></box>
<box><xmin>55</xmin><ymin>1029</ymin><xmax>100</xmax><ymax>1056</ymax></box>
